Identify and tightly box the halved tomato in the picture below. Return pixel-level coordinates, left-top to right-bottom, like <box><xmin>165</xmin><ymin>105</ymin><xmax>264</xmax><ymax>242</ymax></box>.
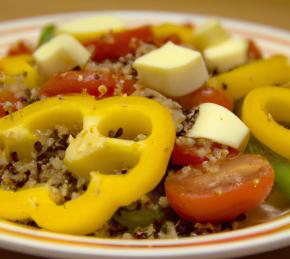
<box><xmin>248</xmin><ymin>39</ymin><xmax>262</xmax><ymax>60</ymax></box>
<box><xmin>0</xmin><ymin>90</ymin><xmax>19</xmax><ymax>117</ymax></box>
<box><xmin>165</xmin><ymin>154</ymin><xmax>274</xmax><ymax>222</ymax></box>
<box><xmin>7</xmin><ymin>40</ymin><xmax>33</xmax><ymax>56</ymax></box>
<box><xmin>176</xmin><ymin>86</ymin><xmax>233</xmax><ymax>111</ymax></box>
<box><xmin>40</xmin><ymin>71</ymin><xmax>136</xmax><ymax>97</ymax></box>
<box><xmin>82</xmin><ymin>26</ymin><xmax>154</xmax><ymax>62</ymax></box>
<box><xmin>171</xmin><ymin>139</ymin><xmax>209</xmax><ymax>166</ymax></box>
<box><xmin>171</xmin><ymin>137</ymin><xmax>238</xmax><ymax>167</ymax></box>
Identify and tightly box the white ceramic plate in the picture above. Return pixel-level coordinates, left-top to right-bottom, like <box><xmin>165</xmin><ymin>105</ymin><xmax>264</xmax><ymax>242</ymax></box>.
<box><xmin>0</xmin><ymin>11</ymin><xmax>289</xmax><ymax>259</ymax></box>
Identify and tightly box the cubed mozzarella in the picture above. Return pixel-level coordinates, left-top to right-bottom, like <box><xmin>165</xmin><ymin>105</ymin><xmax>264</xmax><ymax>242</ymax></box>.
<box><xmin>187</xmin><ymin>103</ymin><xmax>249</xmax><ymax>150</ymax></box>
<box><xmin>57</xmin><ymin>16</ymin><xmax>124</xmax><ymax>40</ymax></box>
<box><xmin>204</xmin><ymin>38</ymin><xmax>248</xmax><ymax>73</ymax></box>
<box><xmin>133</xmin><ymin>42</ymin><xmax>209</xmax><ymax>97</ymax></box>
<box><xmin>194</xmin><ymin>19</ymin><xmax>230</xmax><ymax>50</ymax></box>
<box><xmin>34</xmin><ymin>34</ymin><xmax>90</xmax><ymax>77</ymax></box>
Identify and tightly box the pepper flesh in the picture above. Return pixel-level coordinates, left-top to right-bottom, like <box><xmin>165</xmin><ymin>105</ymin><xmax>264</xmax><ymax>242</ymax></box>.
<box><xmin>207</xmin><ymin>55</ymin><xmax>290</xmax><ymax>101</ymax></box>
<box><xmin>0</xmin><ymin>95</ymin><xmax>175</xmax><ymax>234</ymax></box>
<box><xmin>0</xmin><ymin>55</ymin><xmax>40</xmax><ymax>88</ymax></box>
<box><xmin>242</xmin><ymin>86</ymin><xmax>290</xmax><ymax>159</ymax></box>
<box><xmin>152</xmin><ymin>23</ymin><xmax>195</xmax><ymax>44</ymax></box>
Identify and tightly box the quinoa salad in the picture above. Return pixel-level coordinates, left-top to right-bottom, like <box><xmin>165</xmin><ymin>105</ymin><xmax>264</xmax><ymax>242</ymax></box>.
<box><xmin>0</xmin><ymin>16</ymin><xmax>289</xmax><ymax>239</ymax></box>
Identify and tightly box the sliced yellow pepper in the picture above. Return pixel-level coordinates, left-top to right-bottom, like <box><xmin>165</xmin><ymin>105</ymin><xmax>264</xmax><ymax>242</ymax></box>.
<box><xmin>152</xmin><ymin>23</ymin><xmax>195</xmax><ymax>44</ymax></box>
<box><xmin>207</xmin><ymin>55</ymin><xmax>290</xmax><ymax>101</ymax></box>
<box><xmin>242</xmin><ymin>86</ymin><xmax>290</xmax><ymax>159</ymax></box>
<box><xmin>0</xmin><ymin>55</ymin><xmax>40</xmax><ymax>88</ymax></box>
<box><xmin>0</xmin><ymin>95</ymin><xmax>175</xmax><ymax>234</ymax></box>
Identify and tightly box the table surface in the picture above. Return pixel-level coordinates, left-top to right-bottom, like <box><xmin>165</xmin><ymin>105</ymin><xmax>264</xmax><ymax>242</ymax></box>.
<box><xmin>0</xmin><ymin>0</ymin><xmax>289</xmax><ymax>258</ymax></box>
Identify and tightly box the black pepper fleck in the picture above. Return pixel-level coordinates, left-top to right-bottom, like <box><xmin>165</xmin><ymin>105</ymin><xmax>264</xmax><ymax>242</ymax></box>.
<box><xmin>94</xmin><ymin>73</ymin><xmax>100</xmax><ymax>80</ymax></box>
<box><xmin>34</xmin><ymin>141</ymin><xmax>43</xmax><ymax>152</ymax></box>
<box><xmin>222</xmin><ymin>83</ymin><xmax>228</xmax><ymax>90</ymax></box>
<box><xmin>10</xmin><ymin>152</ymin><xmax>19</xmax><ymax>162</ymax></box>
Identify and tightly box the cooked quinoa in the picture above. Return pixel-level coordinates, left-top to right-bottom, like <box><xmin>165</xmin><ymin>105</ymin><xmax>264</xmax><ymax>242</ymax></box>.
<box><xmin>0</xmin><ymin>124</ymin><xmax>87</xmax><ymax>204</ymax></box>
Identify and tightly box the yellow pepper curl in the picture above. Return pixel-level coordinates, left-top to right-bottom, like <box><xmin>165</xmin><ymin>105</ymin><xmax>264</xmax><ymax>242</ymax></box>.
<box><xmin>208</xmin><ymin>55</ymin><xmax>290</xmax><ymax>101</ymax></box>
<box><xmin>152</xmin><ymin>23</ymin><xmax>195</xmax><ymax>44</ymax></box>
<box><xmin>0</xmin><ymin>55</ymin><xmax>40</xmax><ymax>88</ymax></box>
<box><xmin>0</xmin><ymin>95</ymin><xmax>175</xmax><ymax>234</ymax></box>
<box><xmin>242</xmin><ymin>86</ymin><xmax>290</xmax><ymax>159</ymax></box>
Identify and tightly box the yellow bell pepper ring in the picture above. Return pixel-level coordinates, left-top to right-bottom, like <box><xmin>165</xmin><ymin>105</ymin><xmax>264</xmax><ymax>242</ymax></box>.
<box><xmin>242</xmin><ymin>86</ymin><xmax>290</xmax><ymax>159</ymax></box>
<box><xmin>0</xmin><ymin>55</ymin><xmax>40</xmax><ymax>88</ymax></box>
<box><xmin>207</xmin><ymin>55</ymin><xmax>290</xmax><ymax>101</ymax></box>
<box><xmin>0</xmin><ymin>95</ymin><xmax>176</xmax><ymax>234</ymax></box>
<box><xmin>152</xmin><ymin>23</ymin><xmax>195</xmax><ymax>44</ymax></box>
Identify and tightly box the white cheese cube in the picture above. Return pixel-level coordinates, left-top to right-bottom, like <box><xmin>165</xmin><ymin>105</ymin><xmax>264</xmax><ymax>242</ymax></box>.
<box><xmin>133</xmin><ymin>42</ymin><xmax>209</xmax><ymax>97</ymax></box>
<box><xmin>194</xmin><ymin>19</ymin><xmax>230</xmax><ymax>50</ymax></box>
<box><xmin>204</xmin><ymin>38</ymin><xmax>248</xmax><ymax>73</ymax></box>
<box><xmin>57</xmin><ymin>16</ymin><xmax>124</xmax><ymax>40</ymax></box>
<box><xmin>187</xmin><ymin>103</ymin><xmax>249</xmax><ymax>150</ymax></box>
<box><xmin>34</xmin><ymin>34</ymin><xmax>90</xmax><ymax>77</ymax></box>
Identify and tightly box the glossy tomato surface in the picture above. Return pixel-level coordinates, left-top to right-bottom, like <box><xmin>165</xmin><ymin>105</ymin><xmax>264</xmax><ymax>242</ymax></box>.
<box><xmin>40</xmin><ymin>71</ymin><xmax>136</xmax><ymax>97</ymax></box>
<box><xmin>176</xmin><ymin>86</ymin><xmax>233</xmax><ymax>111</ymax></box>
<box><xmin>165</xmin><ymin>154</ymin><xmax>275</xmax><ymax>222</ymax></box>
<box><xmin>82</xmin><ymin>26</ymin><xmax>154</xmax><ymax>62</ymax></box>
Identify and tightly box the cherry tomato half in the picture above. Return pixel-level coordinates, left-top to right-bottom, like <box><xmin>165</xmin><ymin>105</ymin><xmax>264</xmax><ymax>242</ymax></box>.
<box><xmin>248</xmin><ymin>39</ymin><xmax>262</xmax><ymax>60</ymax></box>
<box><xmin>40</xmin><ymin>71</ymin><xmax>136</xmax><ymax>97</ymax></box>
<box><xmin>171</xmin><ymin>139</ymin><xmax>208</xmax><ymax>166</ymax></box>
<box><xmin>83</xmin><ymin>26</ymin><xmax>154</xmax><ymax>62</ymax></box>
<box><xmin>7</xmin><ymin>41</ymin><xmax>33</xmax><ymax>56</ymax></box>
<box><xmin>165</xmin><ymin>154</ymin><xmax>274</xmax><ymax>222</ymax></box>
<box><xmin>171</xmin><ymin>137</ymin><xmax>238</xmax><ymax>167</ymax></box>
<box><xmin>0</xmin><ymin>90</ymin><xmax>19</xmax><ymax>117</ymax></box>
<box><xmin>176</xmin><ymin>86</ymin><xmax>233</xmax><ymax>111</ymax></box>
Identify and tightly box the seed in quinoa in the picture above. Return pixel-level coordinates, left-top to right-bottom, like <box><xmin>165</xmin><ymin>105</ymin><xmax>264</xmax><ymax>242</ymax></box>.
<box><xmin>34</xmin><ymin>141</ymin><xmax>43</xmax><ymax>152</ymax></box>
<box><xmin>10</xmin><ymin>152</ymin><xmax>18</xmax><ymax>162</ymax></box>
<box><xmin>0</xmin><ymin>125</ymin><xmax>87</xmax><ymax>204</ymax></box>
<box><xmin>108</xmin><ymin>127</ymin><xmax>123</xmax><ymax>138</ymax></box>
<box><xmin>134</xmin><ymin>230</ymin><xmax>148</xmax><ymax>239</ymax></box>
<box><xmin>222</xmin><ymin>83</ymin><xmax>228</xmax><ymax>90</ymax></box>
<box><xmin>175</xmin><ymin>220</ymin><xmax>194</xmax><ymax>236</ymax></box>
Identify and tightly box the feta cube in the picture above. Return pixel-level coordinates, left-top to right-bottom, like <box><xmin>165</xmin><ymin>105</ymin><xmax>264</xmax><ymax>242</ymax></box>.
<box><xmin>34</xmin><ymin>34</ymin><xmax>90</xmax><ymax>77</ymax></box>
<box><xmin>187</xmin><ymin>103</ymin><xmax>249</xmax><ymax>150</ymax></box>
<box><xmin>133</xmin><ymin>42</ymin><xmax>209</xmax><ymax>97</ymax></box>
<box><xmin>204</xmin><ymin>38</ymin><xmax>249</xmax><ymax>73</ymax></box>
<box><xmin>194</xmin><ymin>19</ymin><xmax>230</xmax><ymax>50</ymax></box>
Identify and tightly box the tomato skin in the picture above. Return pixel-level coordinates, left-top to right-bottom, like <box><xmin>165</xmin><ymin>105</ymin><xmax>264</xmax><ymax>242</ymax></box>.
<box><xmin>40</xmin><ymin>71</ymin><xmax>136</xmax><ymax>97</ymax></box>
<box><xmin>7</xmin><ymin>41</ymin><xmax>33</xmax><ymax>56</ymax></box>
<box><xmin>171</xmin><ymin>138</ymin><xmax>239</xmax><ymax>167</ymax></box>
<box><xmin>0</xmin><ymin>91</ymin><xmax>18</xmax><ymax>117</ymax></box>
<box><xmin>248</xmin><ymin>39</ymin><xmax>262</xmax><ymax>60</ymax></box>
<box><xmin>165</xmin><ymin>154</ymin><xmax>274</xmax><ymax>222</ymax></box>
<box><xmin>171</xmin><ymin>141</ymin><xmax>208</xmax><ymax>166</ymax></box>
<box><xmin>176</xmin><ymin>86</ymin><xmax>233</xmax><ymax>111</ymax></box>
<box><xmin>83</xmin><ymin>26</ymin><xmax>154</xmax><ymax>62</ymax></box>
<box><xmin>154</xmin><ymin>34</ymin><xmax>182</xmax><ymax>46</ymax></box>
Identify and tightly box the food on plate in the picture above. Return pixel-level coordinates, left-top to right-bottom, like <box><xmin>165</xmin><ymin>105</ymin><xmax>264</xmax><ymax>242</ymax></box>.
<box><xmin>0</xmin><ymin>15</ymin><xmax>289</xmax><ymax>239</ymax></box>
